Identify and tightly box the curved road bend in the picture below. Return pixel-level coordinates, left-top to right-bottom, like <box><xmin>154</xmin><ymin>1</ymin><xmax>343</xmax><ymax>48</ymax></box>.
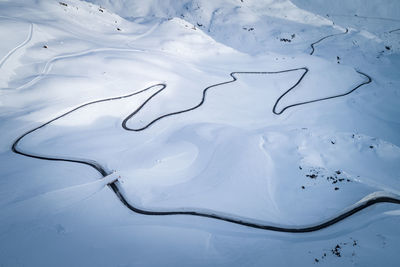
<box><xmin>310</xmin><ymin>28</ymin><xmax>348</xmax><ymax>55</ymax></box>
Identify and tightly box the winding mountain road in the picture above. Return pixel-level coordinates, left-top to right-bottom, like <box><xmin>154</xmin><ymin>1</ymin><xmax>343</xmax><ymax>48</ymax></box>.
<box><xmin>10</xmin><ymin>27</ymin><xmax>400</xmax><ymax>233</ymax></box>
<box><xmin>310</xmin><ymin>28</ymin><xmax>348</xmax><ymax>55</ymax></box>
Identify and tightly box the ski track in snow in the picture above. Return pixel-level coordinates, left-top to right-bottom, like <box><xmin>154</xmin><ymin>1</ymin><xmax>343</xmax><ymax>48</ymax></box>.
<box><xmin>16</xmin><ymin>47</ymin><xmax>146</xmax><ymax>91</ymax></box>
<box><xmin>0</xmin><ymin>15</ymin><xmax>155</xmax><ymax>91</ymax></box>
<box><xmin>0</xmin><ymin>20</ymin><xmax>33</xmax><ymax>69</ymax></box>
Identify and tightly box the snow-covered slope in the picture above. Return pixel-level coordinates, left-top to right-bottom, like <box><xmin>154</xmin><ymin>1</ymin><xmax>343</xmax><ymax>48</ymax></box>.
<box><xmin>85</xmin><ymin>0</ymin><xmax>337</xmax><ymax>55</ymax></box>
<box><xmin>1</xmin><ymin>0</ymin><xmax>400</xmax><ymax>266</ymax></box>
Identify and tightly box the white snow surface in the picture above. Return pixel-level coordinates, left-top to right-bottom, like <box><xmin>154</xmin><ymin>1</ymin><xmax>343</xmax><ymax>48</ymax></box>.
<box><xmin>1</xmin><ymin>0</ymin><xmax>400</xmax><ymax>266</ymax></box>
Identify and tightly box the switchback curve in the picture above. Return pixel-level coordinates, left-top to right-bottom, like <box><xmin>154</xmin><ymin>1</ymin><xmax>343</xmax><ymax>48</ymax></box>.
<box><xmin>123</xmin><ymin>68</ymin><xmax>308</xmax><ymax>132</ymax></box>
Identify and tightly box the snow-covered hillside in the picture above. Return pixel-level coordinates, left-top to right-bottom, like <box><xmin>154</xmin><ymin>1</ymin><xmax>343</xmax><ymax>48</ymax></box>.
<box><xmin>1</xmin><ymin>0</ymin><xmax>399</xmax><ymax>266</ymax></box>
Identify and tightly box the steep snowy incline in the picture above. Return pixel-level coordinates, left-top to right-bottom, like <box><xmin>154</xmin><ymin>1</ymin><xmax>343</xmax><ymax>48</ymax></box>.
<box><xmin>85</xmin><ymin>0</ymin><xmax>340</xmax><ymax>55</ymax></box>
